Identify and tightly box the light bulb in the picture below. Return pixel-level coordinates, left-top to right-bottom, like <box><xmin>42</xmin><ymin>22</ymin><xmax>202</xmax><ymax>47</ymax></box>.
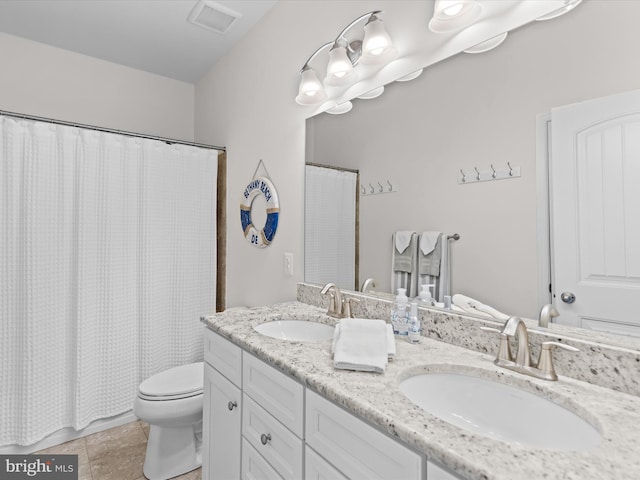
<box><xmin>325</xmin><ymin>44</ymin><xmax>354</xmax><ymax>85</ymax></box>
<box><xmin>361</xmin><ymin>15</ymin><xmax>396</xmax><ymax>65</ymax></box>
<box><xmin>295</xmin><ymin>67</ymin><xmax>327</xmax><ymax>106</ymax></box>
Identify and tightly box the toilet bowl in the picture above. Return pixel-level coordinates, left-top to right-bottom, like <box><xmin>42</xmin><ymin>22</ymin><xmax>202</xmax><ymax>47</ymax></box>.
<box><xmin>133</xmin><ymin>362</ymin><xmax>204</xmax><ymax>480</ymax></box>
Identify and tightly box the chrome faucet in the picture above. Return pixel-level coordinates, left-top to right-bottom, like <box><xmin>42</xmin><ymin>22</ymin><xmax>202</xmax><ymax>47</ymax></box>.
<box><xmin>361</xmin><ymin>278</ymin><xmax>377</xmax><ymax>293</ymax></box>
<box><xmin>481</xmin><ymin>316</ymin><xmax>579</xmax><ymax>381</ymax></box>
<box><xmin>501</xmin><ymin>316</ymin><xmax>533</xmax><ymax>367</ymax></box>
<box><xmin>320</xmin><ymin>283</ymin><xmax>359</xmax><ymax>318</ymax></box>
<box><xmin>538</xmin><ymin>304</ymin><xmax>559</xmax><ymax>327</ymax></box>
<box><xmin>321</xmin><ymin>283</ymin><xmax>342</xmax><ymax>318</ymax></box>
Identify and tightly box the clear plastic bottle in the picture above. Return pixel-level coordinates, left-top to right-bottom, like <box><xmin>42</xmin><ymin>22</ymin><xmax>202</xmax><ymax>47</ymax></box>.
<box><xmin>416</xmin><ymin>284</ymin><xmax>435</xmax><ymax>307</ymax></box>
<box><xmin>408</xmin><ymin>301</ymin><xmax>421</xmax><ymax>344</ymax></box>
<box><xmin>390</xmin><ymin>288</ymin><xmax>409</xmax><ymax>336</ymax></box>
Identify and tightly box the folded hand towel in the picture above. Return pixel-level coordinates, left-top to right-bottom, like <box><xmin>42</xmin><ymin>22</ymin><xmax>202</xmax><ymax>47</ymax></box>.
<box><xmin>419</xmin><ymin>231</ymin><xmax>441</xmax><ymax>255</ymax></box>
<box><xmin>332</xmin><ymin>318</ymin><xmax>389</xmax><ymax>373</ymax></box>
<box><xmin>393</xmin><ymin>231</ymin><xmax>416</xmax><ymax>273</ymax></box>
<box><xmin>418</xmin><ymin>232</ymin><xmax>442</xmax><ymax>276</ymax></box>
<box><xmin>395</xmin><ymin>231</ymin><xmax>414</xmax><ymax>254</ymax></box>
<box><xmin>386</xmin><ymin>324</ymin><xmax>396</xmax><ymax>360</ymax></box>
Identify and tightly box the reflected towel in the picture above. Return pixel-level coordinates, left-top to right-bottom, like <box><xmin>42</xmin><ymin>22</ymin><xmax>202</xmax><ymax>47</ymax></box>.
<box><xmin>332</xmin><ymin>318</ymin><xmax>390</xmax><ymax>373</ymax></box>
<box><xmin>418</xmin><ymin>232</ymin><xmax>442</xmax><ymax>276</ymax></box>
<box><xmin>393</xmin><ymin>231</ymin><xmax>416</xmax><ymax>273</ymax></box>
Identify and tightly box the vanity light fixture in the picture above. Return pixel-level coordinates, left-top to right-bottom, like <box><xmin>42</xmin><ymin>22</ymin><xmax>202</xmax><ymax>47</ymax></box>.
<box><xmin>325</xmin><ymin>101</ymin><xmax>353</xmax><ymax>115</ymax></box>
<box><xmin>396</xmin><ymin>69</ymin><xmax>424</xmax><ymax>82</ymax></box>
<box><xmin>536</xmin><ymin>0</ymin><xmax>582</xmax><ymax>21</ymax></box>
<box><xmin>464</xmin><ymin>32</ymin><xmax>508</xmax><ymax>53</ymax></box>
<box><xmin>357</xmin><ymin>86</ymin><xmax>385</xmax><ymax>100</ymax></box>
<box><xmin>295</xmin><ymin>11</ymin><xmax>395</xmax><ymax>106</ymax></box>
<box><xmin>429</xmin><ymin>0</ymin><xmax>482</xmax><ymax>33</ymax></box>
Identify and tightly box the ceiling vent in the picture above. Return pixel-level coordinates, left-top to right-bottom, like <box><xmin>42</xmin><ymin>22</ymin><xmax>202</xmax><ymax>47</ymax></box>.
<box><xmin>187</xmin><ymin>1</ymin><xmax>242</xmax><ymax>34</ymax></box>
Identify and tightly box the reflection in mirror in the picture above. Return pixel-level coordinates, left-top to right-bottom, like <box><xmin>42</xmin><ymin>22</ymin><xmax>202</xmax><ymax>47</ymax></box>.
<box><xmin>303</xmin><ymin>1</ymin><xmax>640</xmax><ymax>349</ymax></box>
<box><xmin>304</xmin><ymin>164</ymin><xmax>358</xmax><ymax>291</ymax></box>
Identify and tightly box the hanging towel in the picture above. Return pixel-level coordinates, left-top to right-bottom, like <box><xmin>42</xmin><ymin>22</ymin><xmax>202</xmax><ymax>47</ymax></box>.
<box><xmin>418</xmin><ymin>231</ymin><xmax>442</xmax><ymax>276</ymax></box>
<box><xmin>395</xmin><ymin>231</ymin><xmax>414</xmax><ymax>254</ymax></box>
<box><xmin>332</xmin><ymin>319</ymin><xmax>390</xmax><ymax>373</ymax></box>
<box><xmin>392</xmin><ymin>231</ymin><xmax>417</xmax><ymax>273</ymax></box>
<box><xmin>392</xmin><ymin>232</ymin><xmax>419</xmax><ymax>297</ymax></box>
<box><xmin>417</xmin><ymin>233</ymin><xmax>452</xmax><ymax>302</ymax></box>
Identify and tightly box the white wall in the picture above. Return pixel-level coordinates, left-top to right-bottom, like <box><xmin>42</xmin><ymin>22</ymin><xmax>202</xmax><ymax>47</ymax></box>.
<box><xmin>0</xmin><ymin>33</ymin><xmax>194</xmax><ymax>140</ymax></box>
<box><xmin>307</xmin><ymin>0</ymin><xmax>640</xmax><ymax>319</ymax></box>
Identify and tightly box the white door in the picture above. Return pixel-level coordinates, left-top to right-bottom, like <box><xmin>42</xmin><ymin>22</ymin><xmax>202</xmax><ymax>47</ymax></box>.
<box><xmin>550</xmin><ymin>89</ymin><xmax>640</xmax><ymax>336</ymax></box>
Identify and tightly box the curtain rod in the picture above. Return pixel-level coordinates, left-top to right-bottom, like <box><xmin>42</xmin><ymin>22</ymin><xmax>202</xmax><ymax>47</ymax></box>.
<box><xmin>0</xmin><ymin>109</ymin><xmax>225</xmax><ymax>152</ymax></box>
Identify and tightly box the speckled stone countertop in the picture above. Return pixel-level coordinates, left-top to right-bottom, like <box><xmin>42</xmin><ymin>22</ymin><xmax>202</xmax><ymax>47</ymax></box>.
<box><xmin>202</xmin><ymin>302</ymin><xmax>640</xmax><ymax>480</ymax></box>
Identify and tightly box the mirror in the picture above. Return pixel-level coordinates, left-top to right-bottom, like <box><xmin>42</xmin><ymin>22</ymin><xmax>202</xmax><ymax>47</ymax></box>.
<box><xmin>304</xmin><ymin>1</ymin><xmax>640</xmax><ymax>348</ymax></box>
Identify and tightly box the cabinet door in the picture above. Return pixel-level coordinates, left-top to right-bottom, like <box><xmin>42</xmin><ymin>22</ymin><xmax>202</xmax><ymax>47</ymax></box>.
<box><xmin>305</xmin><ymin>447</ymin><xmax>349</xmax><ymax>480</ymax></box>
<box><xmin>203</xmin><ymin>364</ymin><xmax>242</xmax><ymax>480</ymax></box>
<box><xmin>306</xmin><ymin>390</ymin><xmax>423</xmax><ymax>480</ymax></box>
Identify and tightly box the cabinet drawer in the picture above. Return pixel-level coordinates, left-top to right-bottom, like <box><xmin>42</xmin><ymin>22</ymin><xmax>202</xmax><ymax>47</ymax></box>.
<box><xmin>242</xmin><ymin>352</ymin><xmax>304</xmax><ymax>436</ymax></box>
<box><xmin>306</xmin><ymin>390</ymin><xmax>423</xmax><ymax>480</ymax></box>
<box><xmin>427</xmin><ymin>459</ymin><xmax>463</xmax><ymax>480</ymax></box>
<box><xmin>242</xmin><ymin>438</ymin><xmax>283</xmax><ymax>480</ymax></box>
<box><xmin>242</xmin><ymin>394</ymin><xmax>303</xmax><ymax>480</ymax></box>
<box><xmin>305</xmin><ymin>447</ymin><xmax>349</xmax><ymax>480</ymax></box>
<box><xmin>204</xmin><ymin>327</ymin><xmax>242</xmax><ymax>387</ymax></box>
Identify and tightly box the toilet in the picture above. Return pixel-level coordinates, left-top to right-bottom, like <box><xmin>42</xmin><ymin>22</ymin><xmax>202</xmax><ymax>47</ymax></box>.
<box><xmin>133</xmin><ymin>362</ymin><xmax>204</xmax><ymax>480</ymax></box>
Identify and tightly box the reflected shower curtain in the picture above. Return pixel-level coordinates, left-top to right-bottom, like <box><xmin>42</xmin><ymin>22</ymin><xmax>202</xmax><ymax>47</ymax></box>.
<box><xmin>0</xmin><ymin>117</ymin><xmax>217</xmax><ymax>446</ymax></box>
<box><xmin>304</xmin><ymin>165</ymin><xmax>356</xmax><ymax>290</ymax></box>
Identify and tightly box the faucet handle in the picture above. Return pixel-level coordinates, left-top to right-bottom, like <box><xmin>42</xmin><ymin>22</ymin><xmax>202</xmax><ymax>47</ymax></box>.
<box><xmin>342</xmin><ymin>297</ymin><xmax>360</xmax><ymax>318</ymax></box>
<box><xmin>480</xmin><ymin>326</ymin><xmax>513</xmax><ymax>364</ymax></box>
<box><xmin>537</xmin><ymin>341</ymin><xmax>580</xmax><ymax>381</ymax></box>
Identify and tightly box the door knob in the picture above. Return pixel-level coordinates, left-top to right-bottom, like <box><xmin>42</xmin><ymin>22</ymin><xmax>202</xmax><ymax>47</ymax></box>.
<box><xmin>560</xmin><ymin>292</ymin><xmax>576</xmax><ymax>304</ymax></box>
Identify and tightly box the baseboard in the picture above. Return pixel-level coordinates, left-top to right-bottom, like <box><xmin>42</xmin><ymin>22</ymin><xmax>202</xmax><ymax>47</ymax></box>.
<box><xmin>0</xmin><ymin>411</ymin><xmax>139</xmax><ymax>454</ymax></box>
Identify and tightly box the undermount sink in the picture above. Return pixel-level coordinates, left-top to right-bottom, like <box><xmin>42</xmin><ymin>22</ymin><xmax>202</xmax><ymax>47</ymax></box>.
<box><xmin>254</xmin><ymin>320</ymin><xmax>334</xmax><ymax>342</ymax></box>
<box><xmin>400</xmin><ymin>372</ymin><xmax>601</xmax><ymax>451</ymax></box>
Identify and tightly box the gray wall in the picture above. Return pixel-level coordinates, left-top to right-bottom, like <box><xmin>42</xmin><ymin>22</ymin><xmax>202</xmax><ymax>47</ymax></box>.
<box><xmin>307</xmin><ymin>1</ymin><xmax>640</xmax><ymax>319</ymax></box>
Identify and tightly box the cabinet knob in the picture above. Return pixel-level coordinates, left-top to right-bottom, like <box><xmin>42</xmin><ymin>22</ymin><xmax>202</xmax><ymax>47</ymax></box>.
<box><xmin>227</xmin><ymin>400</ymin><xmax>237</xmax><ymax>411</ymax></box>
<box><xmin>260</xmin><ymin>433</ymin><xmax>272</xmax><ymax>445</ymax></box>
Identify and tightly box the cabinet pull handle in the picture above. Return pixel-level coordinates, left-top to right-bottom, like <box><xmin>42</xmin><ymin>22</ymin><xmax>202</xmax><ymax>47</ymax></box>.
<box><xmin>260</xmin><ymin>433</ymin><xmax>272</xmax><ymax>445</ymax></box>
<box><xmin>227</xmin><ymin>400</ymin><xmax>237</xmax><ymax>411</ymax></box>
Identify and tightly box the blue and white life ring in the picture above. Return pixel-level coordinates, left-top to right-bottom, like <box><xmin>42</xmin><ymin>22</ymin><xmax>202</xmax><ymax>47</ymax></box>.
<box><xmin>240</xmin><ymin>176</ymin><xmax>279</xmax><ymax>248</ymax></box>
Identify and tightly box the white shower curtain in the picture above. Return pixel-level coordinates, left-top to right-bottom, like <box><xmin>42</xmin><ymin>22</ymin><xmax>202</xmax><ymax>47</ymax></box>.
<box><xmin>0</xmin><ymin>116</ymin><xmax>218</xmax><ymax>446</ymax></box>
<box><xmin>304</xmin><ymin>165</ymin><xmax>356</xmax><ymax>290</ymax></box>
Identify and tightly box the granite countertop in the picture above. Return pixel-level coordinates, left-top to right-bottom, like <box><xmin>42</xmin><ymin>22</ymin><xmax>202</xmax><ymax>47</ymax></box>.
<box><xmin>202</xmin><ymin>301</ymin><xmax>640</xmax><ymax>480</ymax></box>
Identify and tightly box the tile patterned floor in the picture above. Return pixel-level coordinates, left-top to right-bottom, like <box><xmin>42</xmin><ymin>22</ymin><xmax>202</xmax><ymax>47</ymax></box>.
<box><xmin>35</xmin><ymin>421</ymin><xmax>202</xmax><ymax>480</ymax></box>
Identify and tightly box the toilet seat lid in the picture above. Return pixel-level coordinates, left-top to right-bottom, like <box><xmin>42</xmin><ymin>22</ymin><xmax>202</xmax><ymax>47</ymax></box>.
<box><xmin>139</xmin><ymin>362</ymin><xmax>203</xmax><ymax>399</ymax></box>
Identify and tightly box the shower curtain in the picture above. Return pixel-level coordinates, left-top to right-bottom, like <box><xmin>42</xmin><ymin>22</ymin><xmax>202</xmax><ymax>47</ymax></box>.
<box><xmin>0</xmin><ymin>116</ymin><xmax>218</xmax><ymax>446</ymax></box>
<box><xmin>304</xmin><ymin>165</ymin><xmax>356</xmax><ymax>290</ymax></box>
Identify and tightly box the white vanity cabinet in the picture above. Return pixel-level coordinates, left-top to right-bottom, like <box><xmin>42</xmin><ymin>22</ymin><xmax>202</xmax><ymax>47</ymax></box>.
<box><xmin>203</xmin><ymin>327</ymin><xmax>427</xmax><ymax>480</ymax></box>
<box><xmin>241</xmin><ymin>352</ymin><xmax>304</xmax><ymax>480</ymax></box>
<box><xmin>306</xmin><ymin>390</ymin><xmax>423</xmax><ymax>480</ymax></box>
<box><xmin>203</xmin><ymin>328</ymin><xmax>243</xmax><ymax>480</ymax></box>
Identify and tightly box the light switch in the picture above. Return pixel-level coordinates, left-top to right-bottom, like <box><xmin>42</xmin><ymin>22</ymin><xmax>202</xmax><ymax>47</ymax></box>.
<box><xmin>283</xmin><ymin>252</ymin><xmax>294</xmax><ymax>277</ymax></box>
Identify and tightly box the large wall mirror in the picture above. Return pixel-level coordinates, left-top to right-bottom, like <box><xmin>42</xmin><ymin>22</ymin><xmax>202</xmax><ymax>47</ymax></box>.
<box><xmin>304</xmin><ymin>1</ymin><xmax>640</xmax><ymax>348</ymax></box>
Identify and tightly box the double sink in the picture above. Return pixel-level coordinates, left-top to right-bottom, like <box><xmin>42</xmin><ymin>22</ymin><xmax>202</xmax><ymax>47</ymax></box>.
<box><xmin>253</xmin><ymin>318</ymin><xmax>602</xmax><ymax>452</ymax></box>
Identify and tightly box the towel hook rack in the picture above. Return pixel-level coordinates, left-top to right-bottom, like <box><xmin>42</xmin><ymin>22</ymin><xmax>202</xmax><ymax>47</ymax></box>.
<box><xmin>457</xmin><ymin>164</ymin><xmax>521</xmax><ymax>185</ymax></box>
<box><xmin>361</xmin><ymin>179</ymin><xmax>399</xmax><ymax>196</ymax></box>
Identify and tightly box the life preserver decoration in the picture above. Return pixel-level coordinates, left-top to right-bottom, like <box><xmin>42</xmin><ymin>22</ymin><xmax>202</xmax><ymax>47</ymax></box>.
<box><xmin>240</xmin><ymin>176</ymin><xmax>279</xmax><ymax>248</ymax></box>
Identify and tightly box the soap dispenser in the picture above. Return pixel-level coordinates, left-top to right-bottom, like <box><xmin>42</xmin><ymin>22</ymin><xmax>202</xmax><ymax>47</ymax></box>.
<box><xmin>416</xmin><ymin>284</ymin><xmax>435</xmax><ymax>307</ymax></box>
<box><xmin>408</xmin><ymin>301</ymin><xmax>421</xmax><ymax>344</ymax></box>
<box><xmin>391</xmin><ymin>288</ymin><xmax>409</xmax><ymax>336</ymax></box>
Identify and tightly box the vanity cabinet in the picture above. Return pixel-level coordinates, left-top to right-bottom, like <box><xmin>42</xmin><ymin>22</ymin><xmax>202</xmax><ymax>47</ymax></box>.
<box><xmin>203</xmin><ymin>327</ymin><xmax>426</xmax><ymax>480</ymax></box>
<box><xmin>203</xmin><ymin>328</ymin><xmax>243</xmax><ymax>480</ymax></box>
<box><xmin>306</xmin><ymin>390</ymin><xmax>423</xmax><ymax>480</ymax></box>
